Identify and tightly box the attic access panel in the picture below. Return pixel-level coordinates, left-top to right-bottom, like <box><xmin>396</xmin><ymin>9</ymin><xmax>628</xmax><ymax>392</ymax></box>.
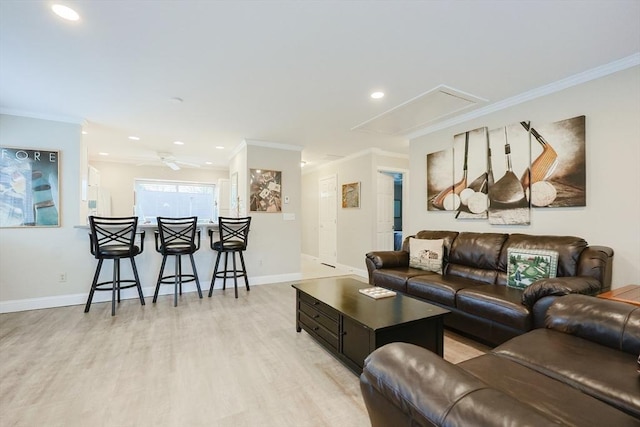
<box><xmin>352</xmin><ymin>85</ymin><xmax>486</xmax><ymax>136</ymax></box>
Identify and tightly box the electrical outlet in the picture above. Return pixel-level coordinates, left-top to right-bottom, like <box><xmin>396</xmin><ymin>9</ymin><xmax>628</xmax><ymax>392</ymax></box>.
<box><xmin>58</xmin><ymin>272</ymin><xmax>67</xmax><ymax>283</ymax></box>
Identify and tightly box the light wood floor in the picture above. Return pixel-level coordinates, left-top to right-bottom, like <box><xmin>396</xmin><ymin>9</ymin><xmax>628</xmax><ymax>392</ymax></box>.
<box><xmin>0</xmin><ymin>274</ymin><xmax>489</xmax><ymax>427</ymax></box>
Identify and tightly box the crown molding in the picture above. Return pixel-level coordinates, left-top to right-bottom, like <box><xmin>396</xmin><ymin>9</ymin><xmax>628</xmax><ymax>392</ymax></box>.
<box><xmin>408</xmin><ymin>53</ymin><xmax>640</xmax><ymax>139</ymax></box>
<box><xmin>0</xmin><ymin>108</ymin><xmax>84</xmax><ymax>125</ymax></box>
<box><xmin>244</xmin><ymin>139</ymin><xmax>304</xmax><ymax>152</ymax></box>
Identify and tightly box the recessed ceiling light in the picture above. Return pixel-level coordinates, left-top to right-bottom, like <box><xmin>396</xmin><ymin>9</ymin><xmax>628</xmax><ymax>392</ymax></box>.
<box><xmin>300</xmin><ymin>161</ymin><xmax>307</xmax><ymax>167</ymax></box>
<box><xmin>215</xmin><ymin>146</ymin><xmax>225</xmax><ymax>150</ymax></box>
<box><xmin>128</xmin><ymin>136</ymin><xmax>140</xmax><ymax>141</ymax></box>
<box><xmin>205</xmin><ymin>161</ymin><xmax>213</xmax><ymax>165</ymax></box>
<box><xmin>52</xmin><ymin>4</ymin><xmax>80</xmax><ymax>21</ymax></box>
<box><xmin>98</xmin><ymin>152</ymin><xmax>109</xmax><ymax>156</ymax></box>
<box><xmin>81</xmin><ymin>131</ymin><xmax>88</xmax><ymax>135</ymax></box>
<box><xmin>173</xmin><ymin>141</ymin><xmax>184</xmax><ymax>145</ymax></box>
<box><xmin>370</xmin><ymin>91</ymin><xmax>385</xmax><ymax>99</ymax></box>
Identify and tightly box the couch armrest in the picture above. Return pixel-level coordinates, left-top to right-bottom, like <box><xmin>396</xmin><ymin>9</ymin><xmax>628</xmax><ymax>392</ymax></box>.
<box><xmin>365</xmin><ymin>251</ymin><xmax>409</xmax><ymax>284</ymax></box>
<box><xmin>546</xmin><ymin>294</ymin><xmax>640</xmax><ymax>354</ymax></box>
<box><xmin>521</xmin><ymin>276</ymin><xmax>601</xmax><ymax>308</ymax></box>
<box><xmin>360</xmin><ymin>342</ymin><xmax>558</xmax><ymax>427</ymax></box>
<box><xmin>577</xmin><ymin>246</ymin><xmax>614</xmax><ymax>292</ymax></box>
<box><xmin>366</xmin><ymin>251</ymin><xmax>409</xmax><ymax>269</ymax></box>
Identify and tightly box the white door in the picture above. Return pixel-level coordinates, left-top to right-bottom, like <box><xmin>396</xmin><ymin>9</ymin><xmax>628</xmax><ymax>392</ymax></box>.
<box><xmin>319</xmin><ymin>175</ymin><xmax>337</xmax><ymax>266</ymax></box>
<box><xmin>376</xmin><ymin>172</ymin><xmax>395</xmax><ymax>250</ymax></box>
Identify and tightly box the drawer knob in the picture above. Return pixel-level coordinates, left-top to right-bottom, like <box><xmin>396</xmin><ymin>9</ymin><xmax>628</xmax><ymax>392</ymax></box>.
<box><xmin>313</xmin><ymin>314</ymin><xmax>320</xmax><ymax>319</ymax></box>
<box><xmin>313</xmin><ymin>301</ymin><xmax>320</xmax><ymax>306</ymax></box>
<box><xmin>313</xmin><ymin>326</ymin><xmax>319</xmax><ymax>331</ymax></box>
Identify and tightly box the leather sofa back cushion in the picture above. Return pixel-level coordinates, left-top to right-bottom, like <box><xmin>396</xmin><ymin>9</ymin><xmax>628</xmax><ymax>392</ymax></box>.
<box><xmin>498</xmin><ymin>234</ymin><xmax>587</xmax><ymax>279</ymax></box>
<box><xmin>546</xmin><ymin>294</ymin><xmax>640</xmax><ymax>355</ymax></box>
<box><xmin>448</xmin><ymin>232</ymin><xmax>508</xmax><ymax>271</ymax></box>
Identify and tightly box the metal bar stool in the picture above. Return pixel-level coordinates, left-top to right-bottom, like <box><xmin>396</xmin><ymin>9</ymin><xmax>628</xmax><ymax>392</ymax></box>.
<box><xmin>209</xmin><ymin>216</ymin><xmax>251</xmax><ymax>298</ymax></box>
<box><xmin>85</xmin><ymin>216</ymin><xmax>146</xmax><ymax>316</ymax></box>
<box><xmin>153</xmin><ymin>216</ymin><xmax>203</xmax><ymax>307</ymax></box>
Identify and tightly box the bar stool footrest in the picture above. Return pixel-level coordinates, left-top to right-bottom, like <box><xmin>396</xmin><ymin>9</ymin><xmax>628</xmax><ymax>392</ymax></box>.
<box><xmin>93</xmin><ymin>280</ymin><xmax>140</xmax><ymax>291</ymax></box>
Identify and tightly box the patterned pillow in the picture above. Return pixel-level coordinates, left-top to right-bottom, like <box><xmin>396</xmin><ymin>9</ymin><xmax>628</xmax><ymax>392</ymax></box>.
<box><xmin>409</xmin><ymin>238</ymin><xmax>444</xmax><ymax>274</ymax></box>
<box><xmin>507</xmin><ymin>248</ymin><xmax>559</xmax><ymax>289</ymax></box>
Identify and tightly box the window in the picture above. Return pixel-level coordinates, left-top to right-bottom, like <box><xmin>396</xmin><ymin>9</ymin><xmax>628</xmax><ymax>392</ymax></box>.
<box><xmin>134</xmin><ymin>179</ymin><xmax>216</xmax><ymax>224</ymax></box>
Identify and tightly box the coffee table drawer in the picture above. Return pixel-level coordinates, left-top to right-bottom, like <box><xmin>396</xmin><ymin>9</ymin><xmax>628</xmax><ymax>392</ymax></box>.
<box><xmin>298</xmin><ymin>292</ymin><xmax>339</xmax><ymax>321</ymax></box>
<box><xmin>299</xmin><ymin>300</ymin><xmax>338</xmax><ymax>332</ymax></box>
<box><xmin>299</xmin><ymin>311</ymin><xmax>339</xmax><ymax>350</ymax></box>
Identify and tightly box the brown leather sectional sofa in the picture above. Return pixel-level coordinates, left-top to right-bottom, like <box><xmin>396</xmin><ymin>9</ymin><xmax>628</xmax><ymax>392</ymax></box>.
<box><xmin>360</xmin><ymin>295</ymin><xmax>640</xmax><ymax>426</ymax></box>
<box><xmin>365</xmin><ymin>231</ymin><xmax>614</xmax><ymax>345</ymax></box>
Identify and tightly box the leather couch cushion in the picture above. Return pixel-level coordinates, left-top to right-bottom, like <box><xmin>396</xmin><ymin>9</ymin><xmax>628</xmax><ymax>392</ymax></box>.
<box><xmin>456</xmin><ymin>285</ymin><xmax>531</xmax><ymax>331</ymax></box>
<box><xmin>449</xmin><ymin>232</ymin><xmax>508</xmax><ymax>271</ymax></box>
<box><xmin>372</xmin><ymin>268</ymin><xmax>427</xmax><ymax>293</ymax></box>
<box><xmin>407</xmin><ymin>274</ymin><xmax>487</xmax><ymax>307</ymax></box>
<box><xmin>493</xmin><ymin>328</ymin><xmax>640</xmax><ymax>418</ymax></box>
<box><xmin>460</xmin><ymin>353</ymin><xmax>640</xmax><ymax>426</ymax></box>
<box><xmin>360</xmin><ymin>342</ymin><xmax>559</xmax><ymax>427</ymax></box>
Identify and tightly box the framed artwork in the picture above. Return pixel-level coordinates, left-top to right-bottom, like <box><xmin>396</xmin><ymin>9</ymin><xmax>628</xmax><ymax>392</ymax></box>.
<box><xmin>0</xmin><ymin>147</ymin><xmax>60</xmax><ymax>227</ymax></box>
<box><xmin>249</xmin><ymin>169</ymin><xmax>281</xmax><ymax>212</ymax></box>
<box><xmin>341</xmin><ymin>182</ymin><xmax>360</xmax><ymax>208</ymax></box>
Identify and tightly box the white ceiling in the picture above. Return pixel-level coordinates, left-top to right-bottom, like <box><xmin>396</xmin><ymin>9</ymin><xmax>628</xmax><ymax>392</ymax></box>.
<box><xmin>1</xmin><ymin>1</ymin><xmax>639</xmax><ymax>170</ymax></box>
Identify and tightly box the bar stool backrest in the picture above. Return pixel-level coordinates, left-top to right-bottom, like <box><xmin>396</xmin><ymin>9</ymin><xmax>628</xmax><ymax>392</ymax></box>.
<box><xmin>218</xmin><ymin>217</ymin><xmax>251</xmax><ymax>250</ymax></box>
<box><xmin>89</xmin><ymin>216</ymin><xmax>139</xmax><ymax>258</ymax></box>
<box><xmin>156</xmin><ymin>216</ymin><xmax>199</xmax><ymax>253</ymax></box>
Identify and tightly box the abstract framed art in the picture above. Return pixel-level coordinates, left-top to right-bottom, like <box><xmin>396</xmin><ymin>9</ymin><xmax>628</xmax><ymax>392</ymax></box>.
<box><xmin>0</xmin><ymin>147</ymin><xmax>60</xmax><ymax>227</ymax></box>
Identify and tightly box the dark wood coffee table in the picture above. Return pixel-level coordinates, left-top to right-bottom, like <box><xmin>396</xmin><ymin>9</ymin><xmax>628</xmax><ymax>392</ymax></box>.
<box><xmin>292</xmin><ymin>277</ymin><xmax>450</xmax><ymax>374</ymax></box>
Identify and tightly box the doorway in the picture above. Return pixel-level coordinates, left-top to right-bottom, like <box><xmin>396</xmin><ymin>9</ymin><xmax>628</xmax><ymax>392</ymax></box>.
<box><xmin>318</xmin><ymin>174</ymin><xmax>337</xmax><ymax>266</ymax></box>
<box><xmin>378</xmin><ymin>169</ymin><xmax>407</xmax><ymax>251</ymax></box>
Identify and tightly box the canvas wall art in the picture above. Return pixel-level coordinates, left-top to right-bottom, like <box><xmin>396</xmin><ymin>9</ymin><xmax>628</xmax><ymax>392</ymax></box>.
<box><xmin>0</xmin><ymin>147</ymin><xmax>60</xmax><ymax>227</ymax></box>
<box><xmin>453</xmin><ymin>127</ymin><xmax>490</xmax><ymax>219</ymax></box>
<box><xmin>426</xmin><ymin>115</ymin><xmax>586</xmax><ymax>224</ymax></box>
<box><xmin>341</xmin><ymin>182</ymin><xmax>360</xmax><ymax>208</ymax></box>
<box><xmin>249</xmin><ymin>169</ymin><xmax>281</xmax><ymax>212</ymax></box>
<box><xmin>524</xmin><ymin>116</ymin><xmax>586</xmax><ymax>208</ymax></box>
<box><xmin>426</xmin><ymin>148</ymin><xmax>453</xmax><ymax>211</ymax></box>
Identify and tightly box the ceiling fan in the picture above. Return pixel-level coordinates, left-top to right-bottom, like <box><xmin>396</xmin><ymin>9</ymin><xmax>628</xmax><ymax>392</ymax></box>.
<box><xmin>139</xmin><ymin>152</ymin><xmax>201</xmax><ymax>170</ymax></box>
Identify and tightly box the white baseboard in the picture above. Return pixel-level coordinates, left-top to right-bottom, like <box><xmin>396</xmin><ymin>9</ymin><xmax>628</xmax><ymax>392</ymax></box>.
<box><xmin>0</xmin><ymin>273</ymin><xmax>304</xmax><ymax>314</ymax></box>
<box><xmin>0</xmin><ymin>258</ymin><xmax>366</xmax><ymax>313</ymax></box>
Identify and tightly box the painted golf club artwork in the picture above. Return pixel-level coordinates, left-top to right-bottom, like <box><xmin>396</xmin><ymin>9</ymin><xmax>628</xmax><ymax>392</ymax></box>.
<box><xmin>521</xmin><ymin>116</ymin><xmax>586</xmax><ymax>208</ymax></box>
<box><xmin>453</xmin><ymin>127</ymin><xmax>490</xmax><ymax>219</ymax></box>
<box><xmin>425</xmin><ymin>115</ymin><xmax>586</xmax><ymax>224</ymax></box>
<box><xmin>427</xmin><ymin>148</ymin><xmax>454</xmax><ymax>211</ymax></box>
<box><xmin>488</xmin><ymin>123</ymin><xmax>531</xmax><ymax>225</ymax></box>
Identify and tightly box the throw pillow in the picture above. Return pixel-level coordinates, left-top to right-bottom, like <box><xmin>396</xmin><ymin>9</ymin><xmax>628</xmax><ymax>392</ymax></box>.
<box><xmin>409</xmin><ymin>238</ymin><xmax>444</xmax><ymax>274</ymax></box>
<box><xmin>507</xmin><ymin>248</ymin><xmax>559</xmax><ymax>289</ymax></box>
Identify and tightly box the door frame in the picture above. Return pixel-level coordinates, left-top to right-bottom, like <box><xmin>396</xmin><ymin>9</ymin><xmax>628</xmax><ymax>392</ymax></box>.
<box><xmin>376</xmin><ymin>167</ymin><xmax>409</xmax><ymax>250</ymax></box>
<box><xmin>318</xmin><ymin>174</ymin><xmax>337</xmax><ymax>266</ymax></box>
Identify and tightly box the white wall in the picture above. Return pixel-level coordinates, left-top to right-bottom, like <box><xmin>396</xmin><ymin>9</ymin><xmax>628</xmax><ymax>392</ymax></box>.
<box><xmin>407</xmin><ymin>66</ymin><xmax>640</xmax><ymax>287</ymax></box>
<box><xmin>301</xmin><ymin>149</ymin><xmax>409</xmax><ymax>272</ymax></box>
<box><xmin>245</xmin><ymin>143</ymin><xmax>302</xmax><ymax>278</ymax></box>
<box><xmin>0</xmin><ymin>114</ymin><xmax>91</xmax><ymax>304</ymax></box>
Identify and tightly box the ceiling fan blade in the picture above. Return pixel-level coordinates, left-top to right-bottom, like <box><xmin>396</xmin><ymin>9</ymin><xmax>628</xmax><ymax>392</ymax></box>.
<box><xmin>176</xmin><ymin>160</ymin><xmax>200</xmax><ymax>168</ymax></box>
<box><xmin>164</xmin><ymin>160</ymin><xmax>181</xmax><ymax>170</ymax></box>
